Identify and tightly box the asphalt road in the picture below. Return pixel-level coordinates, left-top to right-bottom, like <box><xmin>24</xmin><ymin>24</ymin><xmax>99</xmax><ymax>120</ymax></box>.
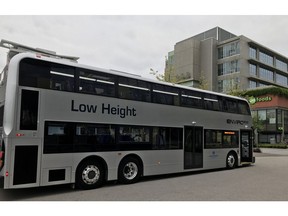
<box><xmin>1</xmin><ymin>149</ymin><xmax>288</xmax><ymax>201</ymax></box>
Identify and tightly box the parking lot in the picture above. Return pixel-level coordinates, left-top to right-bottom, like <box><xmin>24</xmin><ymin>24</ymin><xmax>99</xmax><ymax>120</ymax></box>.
<box><xmin>1</xmin><ymin>149</ymin><xmax>288</xmax><ymax>201</ymax></box>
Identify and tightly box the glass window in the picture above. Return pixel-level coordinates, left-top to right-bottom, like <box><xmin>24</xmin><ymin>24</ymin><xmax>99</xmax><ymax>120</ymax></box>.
<box><xmin>118</xmin><ymin>77</ymin><xmax>151</xmax><ymax>102</ymax></box>
<box><xmin>152</xmin><ymin>84</ymin><xmax>179</xmax><ymax>106</ymax></box>
<box><xmin>203</xmin><ymin>94</ymin><xmax>220</xmax><ymax>111</ymax></box>
<box><xmin>276</xmin><ymin>73</ymin><xmax>288</xmax><ymax>86</ymax></box>
<box><xmin>20</xmin><ymin>90</ymin><xmax>39</xmax><ymax>130</ymax></box>
<box><xmin>50</xmin><ymin>67</ymin><xmax>75</xmax><ymax>92</ymax></box>
<box><xmin>119</xmin><ymin>126</ymin><xmax>150</xmax><ymax>143</ymax></box>
<box><xmin>222</xmin><ymin>99</ymin><xmax>238</xmax><ymax>114</ymax></box>
<box><xmin>218</xmin><ymin>80</ymin><xmax>224</xmax><ymax>92</ymax></box>
<box><xmin>43</xmin><ymin>121</ymin><xmax>185</xmax><ymax>153</ymax></box>
<box><xmin>74</xmin><ymin>124</ymin><xmax>116</xmax><ymax>152</ymax></box>
<box><xmin>249</xmin><ymin>64</ymin><xmax>257</xmax><ymax>76</ymax></box>
<box><xmin>276</xmin><ymin>59</ymin><xmax>287</xmax><ymax>72</ymax></box>
<box><xmin>218</xmin><ymin>47</ymin><xmax>224</xmax><ymax>59</ymax></box>
<box><xmin>277</xmin><ymin>109</ymin><xmax>282</xmax><ymax>125</ymax></box>
<box><xmin>19</xmin><ymin>58</ymin><xmax>75</xmax><ymax>92</ymax></box>
<box><xmin>259</xmin><ymin>67</ymin><xmax>273</xmax><ymax>81</ymax></box>
<box><xmin>181</xmin><ymin>90</ymin><xmax>203</xmax><ymax>108</ymax></box>
<box><xmin>205</xmin><ymin>130</ymin><xmax>239</xmax><ymax>149</ymax></box>
<box><xmin>218</xmin><ymin>78</ymin><xmax>239</xmax><ymax>93</ymax></box>
<box><xmin>267</xmin><ymin>109</ymin><xmax>276</xmax><ymax>124</ymax></box>
<box><xmin>267</xmin><ymin>109</ymin><xmax>276</xmax><ymax>131</ymax></box>
<box><xmin>0</xmin><ymin>106</ymin><xmax>4</xmax><ymax>127</ymax></box>
<box><xmin>223</xmin><ymin>131</ymin><xmax>239</xmax><ymax>148</ymax></box>
<box><xmin>258</xmin><ymin>83</ymin><xmax>268</xmax><ymax>87</ymax></box>
<box><xmin>44</xmin><ymin>122</ymin><xmax>74</xmax><ymax>153</ymax></box>
<box><xmin>218</xmin><ymin>60</ymin><xmax>240</xmax><ymax>76</ymax></box>
<box><xmin>258</xmin><ymin>110</ymin><xmax>267</xmax><ymax>121</ymax></box>
<box><xmin>48</xmin><ymin>125</ymin><xmax>65</xmax><ymax>135</ymax></box>
<box><xmin>218</xmin><ymin>41</ymin><xmax>240</xmax><ymax>59</ymax></box>
<box><xmin>249</xmin><ymin>80</ymin><xmax>257</xmax><ymax>89</ymax></box>
<box><xmin>78</xmin><ymin>69</ymin><xmax>115</xmax><ymax>97</ymax></box>
<box><xmin>284</xmin><ymin>111</ymin><xmax>288</xmax><ymax>133</ymax></box>
<box><xmin>259</xmin><ymin>51</ymin><xmax>273</xmax><ymax>66</ymax></box>
<box><xmin>238</xmin><ymin>101</ymin><xmax>251</xmax><ymax>115</ymax></box>
<box><xmin>205</xmin><ymin>130</ymin><xmax>222</xmax><ymax>148</ymax></box>
<box><xmin>118</xmin><ymin>126</ymin><xmax>151</xmax><ymax>150</ymax></box>
<box><xmin>249</xmin><ymin>47</ymin><xmax>257</xmax><ymax>59</ymax></box>
<box><xmin>19</xmin><ymin>58</ymin><xmax>51</xmax><ymax>88</ymax></box>
<box><xmin>152</xmin><ymin>127</ymin><xmax>183</xmax><ymax>150</ymax></box>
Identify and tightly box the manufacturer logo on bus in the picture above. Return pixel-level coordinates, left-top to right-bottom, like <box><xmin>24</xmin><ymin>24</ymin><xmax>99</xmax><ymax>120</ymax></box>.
<box><xmin>227</xmin><ymin>119</ymin><xmax>249</xmax><ymax>125</ymax></box>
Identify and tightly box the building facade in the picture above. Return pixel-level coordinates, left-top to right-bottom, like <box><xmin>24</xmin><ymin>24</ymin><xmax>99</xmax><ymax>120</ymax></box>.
<box><xmin>246</xmin><ymin>87</ymin><xmax>288</xmax><ymax>143</ymax></box>
<box><xmin>165</xmin><ymin>27</ymin><xmax>288</xmax><ymax>143</ymax></box>
<box><xmin>165</xmin><ymin>27</ymin><xmax>288</xmax><ymax>93</ymax></box>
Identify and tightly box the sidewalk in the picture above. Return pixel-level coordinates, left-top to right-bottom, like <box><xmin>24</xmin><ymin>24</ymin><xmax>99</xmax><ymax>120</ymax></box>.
<box><xmin>256</xmin><ymin>148</ymin><xmax>288</xmax><ymax>156</ymax></box>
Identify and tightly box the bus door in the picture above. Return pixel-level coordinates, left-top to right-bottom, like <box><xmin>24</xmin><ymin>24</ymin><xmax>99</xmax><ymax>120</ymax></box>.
<box><xmin>240</xmin><ymin>130</ymin><xmax>253</xmax><ymax>163</ymax></box>
<box><xmin>184</xmin><ymin>126</ymin><xmax>203</xmax><ymax>169</ymax></box>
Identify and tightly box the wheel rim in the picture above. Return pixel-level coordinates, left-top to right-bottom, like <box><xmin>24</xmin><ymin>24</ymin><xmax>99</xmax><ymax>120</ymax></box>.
<box><xmin>82</xmin><ymin>165</ymin><xmax>100</xmax><ymax>185</ymax></box>
<box><xmin>227</xmin><ymin>155</ymin><xmax>235</xmax><ymax>168</ymax></box>
<box><xmin>123</xmin><ymin>162</ymin><xmax>138</xmax><ymax>180</ymax></box>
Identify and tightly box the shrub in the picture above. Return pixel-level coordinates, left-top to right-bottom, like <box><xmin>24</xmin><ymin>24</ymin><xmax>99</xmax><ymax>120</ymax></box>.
<box><xmin>257</xmin><ymin>143</ymin><xmax>288</xmax><ymax>149</ymax></box>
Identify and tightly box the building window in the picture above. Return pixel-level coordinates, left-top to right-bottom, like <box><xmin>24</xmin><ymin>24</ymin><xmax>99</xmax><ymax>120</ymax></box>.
<box><xmin>259</xmin><ymin>51</ymin><xmax>273</xmax><ymax>66</ymax></box>
<box><xmin>218</xmin><ymin>60</ymin><xmax>240</xmax><ymax>76</ymax></box>
<box><xmin>276</xmin><ymin>59</ymin><xmax>287</xmax><ymax>72</ymax></box>
<box><xmin>249</xmin><ymin>80</ymin><xmax>257</xmax><ymax>89</ymax></box>
<box><xmin>259</xmin><ymin>67</ymin><xmax>273</xmax><ymax>81</ymax></box>
<box><xmin>249</xmin><ymin>64</ymin><xmax>257</xmax><ymax>76</ymax></box>
<box><xmin>218</xmin><ymin>41</ymin><xmax>240</xmax><ymax>59</ymax></box>
<box><xmin>267</xmin><ymin>110</ymin><xmax>276</xmax><ymax>124</ymax></box>
<box><xmin>218</xmin><ymin>78</ymin><xmax>239</xmax><ymax>93</ymax></box>
<box><xmin>258</xmin><ymin>83</ymin><xmax>268</xmax><ymax>87</ymax></box>
<box><xmin>258</xmin><ymin>110</ymin><xmax>266</xmax><ymax>120</ymax></box>
<box><xmin>249</xmin><ymin>47</ymin><xmax>257</xmax><ymax>59</ymax></box>
<box><xmin>276</xmin><ymin>73</ymin><xmax>288</xmax><ymax>86</ymax></box>
<box><xmin>256</xmin><ymin>109</ymin><xmax>276</xmax><ymax>132</ymax></box>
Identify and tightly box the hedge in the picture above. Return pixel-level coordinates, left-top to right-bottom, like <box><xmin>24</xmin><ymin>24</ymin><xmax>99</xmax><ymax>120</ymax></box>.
<box><xmin>257</xmin><ymin>143</ymin><xmax>288</xmax><ymax>149</ymax></box>
<box><xmin>243</xmin><ymin>86</ymin><xmax>288</xmax><ymax>99</ymax></box>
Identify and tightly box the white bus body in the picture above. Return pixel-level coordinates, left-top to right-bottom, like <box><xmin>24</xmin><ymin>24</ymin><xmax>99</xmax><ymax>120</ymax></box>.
<box><xmin>0</xmin><ymin>52</ymin><xmax>254</xmax><ymax>189</ymax></box>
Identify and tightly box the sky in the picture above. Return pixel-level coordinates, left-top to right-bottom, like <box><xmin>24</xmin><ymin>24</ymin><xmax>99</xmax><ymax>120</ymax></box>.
<box><xmin>1</xmin><ymin>14</ymin><xmax>288</xmax><ymax>80</ymax></box>
<box><xmin>1</xmin><ymin>2</ymin><xmax>287</xmax><ymax>213</ymax></box>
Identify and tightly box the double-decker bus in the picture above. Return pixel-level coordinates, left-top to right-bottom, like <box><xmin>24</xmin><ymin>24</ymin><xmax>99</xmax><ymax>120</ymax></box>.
<box><xmin>0</xmin><ymin>40</ymin><xmax>254</xmax><ymax>190</ymax></box>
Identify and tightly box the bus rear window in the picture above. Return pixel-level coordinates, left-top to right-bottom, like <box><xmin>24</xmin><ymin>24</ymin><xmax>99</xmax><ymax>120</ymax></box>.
<box><xmin>20</xmin><ymin>90</ymin><xmax>39</xmax><ymax>130</ymax></box>
<box><xmin>0</xmin><ymin>106</ymin><xmax>4</xmax><ymax>127</ymax></box>
<box><xmin>19</xmin><ymin>58</ymin><xmax>75</xmax><ymax>92</ymax></box>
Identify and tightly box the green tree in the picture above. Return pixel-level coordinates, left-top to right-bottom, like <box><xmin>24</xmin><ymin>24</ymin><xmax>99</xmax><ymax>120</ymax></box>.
<box><xmin>198</xmin><ymin>75</ymin><xmax>209</xmax><ymax>90</ymax></box>
<box><xmin>149</xmin><ymin>68</ymin><xmax>165</xmax><ymax>81</ymax></box>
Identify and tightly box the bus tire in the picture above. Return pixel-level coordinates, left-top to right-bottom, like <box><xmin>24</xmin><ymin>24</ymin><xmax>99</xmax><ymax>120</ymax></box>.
<box><xmin>76</xmin><ymin>159</ymin><xmax>105</xmax><ymax>190</ymax></box>
<box><xmin>226</xmin><ymin>152</ymin><xmax>237</xmax><ymax>169</ymax></box>
<box><xmin>118</xmin><ymin>156</ymin><xmax>142</xmax><ymax>184</ymax></box>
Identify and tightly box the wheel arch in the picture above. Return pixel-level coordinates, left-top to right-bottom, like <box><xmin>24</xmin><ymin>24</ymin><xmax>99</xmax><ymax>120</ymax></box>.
<box><xmin>118</xmin><ymin>154</ymin><xmax>144</xmax><ymax>177</ymax></box>
<box><xmin>226</xmin><ymin>150</ymin><xmax>238</xmax><ymax>168</ymax></box>
<box><xmin>76</xmin><ymin>155</ymin><xmax>108</xmax><ymax>181</ymax></box>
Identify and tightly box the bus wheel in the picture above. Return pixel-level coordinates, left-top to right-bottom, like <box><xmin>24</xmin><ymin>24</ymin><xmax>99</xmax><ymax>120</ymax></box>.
<box><xmin>76</xmin><ymin>160</ymin><xmax>105</xmax><ymax>190</ymax></box>
<box><xmin>118</xmin><ymin>157</ymin><xmax>142</xmax><ymax>184</ymax></box>
<box><xmin>226</xmin><ymin>152</ymin><xmax>237</xmax><ymax>169</ymax></box>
